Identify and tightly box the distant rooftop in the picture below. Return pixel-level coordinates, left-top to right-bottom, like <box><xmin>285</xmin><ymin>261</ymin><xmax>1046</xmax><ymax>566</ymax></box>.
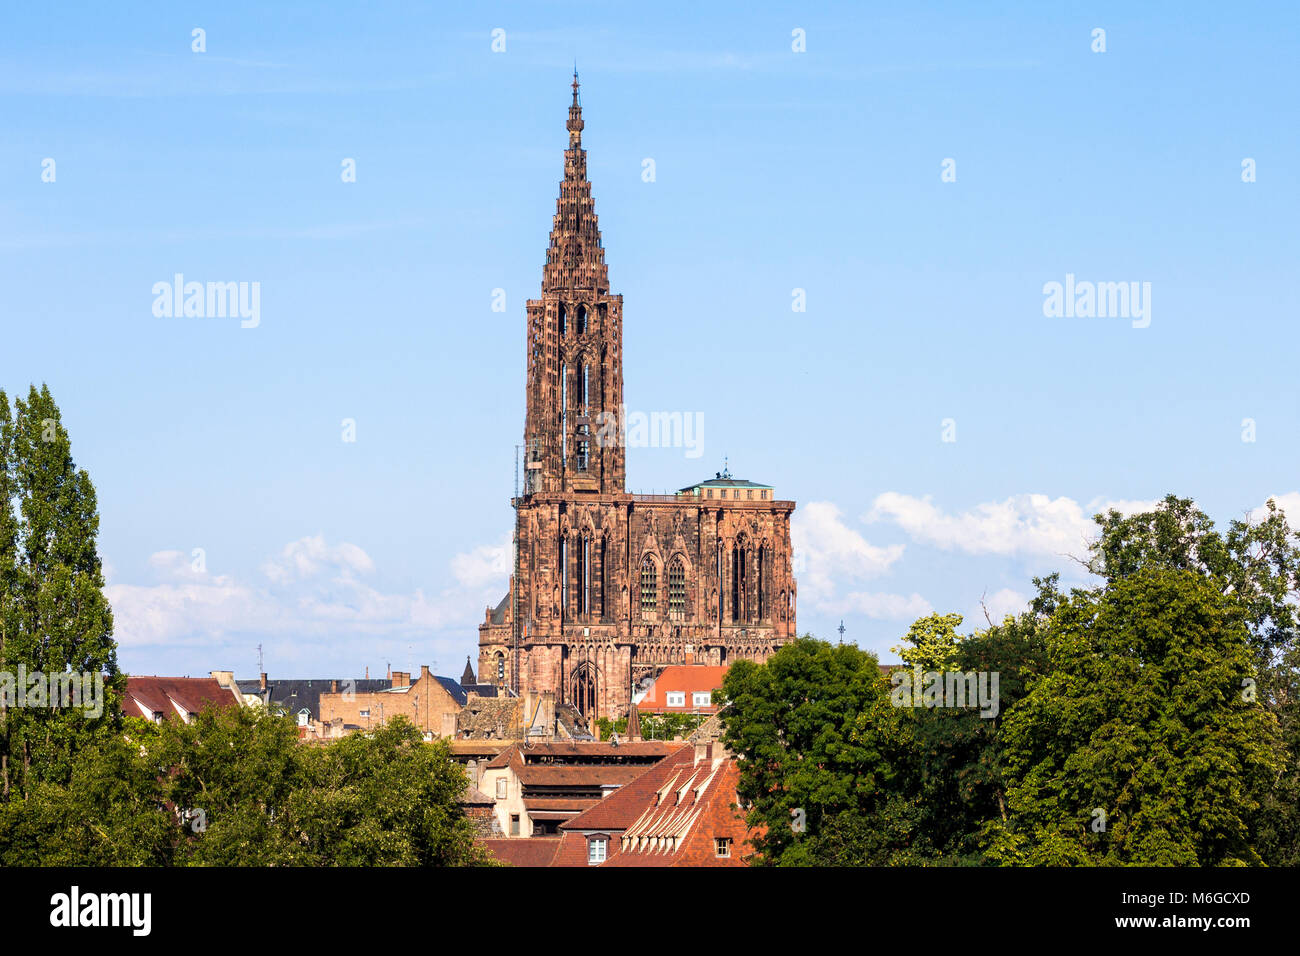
<box><xmin>678</xmin><ymin>462</ymin><xmax>772</xmax><ymax>494</ymax></box>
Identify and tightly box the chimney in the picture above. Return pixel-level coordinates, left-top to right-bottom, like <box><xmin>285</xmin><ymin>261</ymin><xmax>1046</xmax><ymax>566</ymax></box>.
<box><xmin>365</xmin><ymin>666</ymin><xmax>369</xmax><ymax>680</ymax></box>
<box><xmin>259</xmin><ymin>672</ymin><xmax>267</xmax><ymax>691</ymax></box>
<box><xmin>330</xmin><ymin>679</ymin><xmax>338</xmax><ymax>693</ymax></box>
<box><xmin>420</xmin><ymin>664</ymin><xmax>432</xmax><ymax>683</ymax></box>
<box><xmin>694</xmin><ymin>741</ymin><xmax>711</xmax><ymax>766</ymax></box>
<box><xmin>392</xmin><ymin>671</ymin><xmax>410</xmax><ymax>688</ymax></box>
<box><xmin>210</xmin><ymin>670</ymin><xmax>234</xmax><ymax>687</ymax></box>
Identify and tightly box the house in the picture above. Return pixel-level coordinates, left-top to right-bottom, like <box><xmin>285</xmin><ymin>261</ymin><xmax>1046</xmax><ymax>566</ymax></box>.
<box><xmin>317</xmin><ymin>666</ymin><xmax>467</xmax><ymax>740</ymax></box>
<box><xmin>478</xmin><ymin>740</ymin><xmax>677</xmax><ymax>838</ymax></box>
<box><xmin>124</xmin><ymin>672</ymin><xmax>243</xmax><ymax>724</ymax></box>
<box><xmin>550</xmin><ymin>741</ymin><xmax>757</xmax><ymax>867</ymax></box>
<box><xmin>635</xmin><ymin>665</ymin><xmax>729</xmax><ymax>714</ymax></box>
<box><xmin>236</xmin><ymin>673</ymin><xmax>392</xmax><ymax>737</ymax></box>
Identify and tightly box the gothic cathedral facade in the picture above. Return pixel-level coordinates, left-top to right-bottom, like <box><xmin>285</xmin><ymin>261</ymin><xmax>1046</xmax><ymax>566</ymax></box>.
<box><xmin>478</xmin><ymin>76</ymin><xmax>798</xmax><ymax>724</ymax></box>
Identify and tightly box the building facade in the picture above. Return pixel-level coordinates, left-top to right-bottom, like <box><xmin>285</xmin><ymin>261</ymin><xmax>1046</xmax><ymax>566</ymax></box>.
<box><xmin>478</xmin><ymin>75</ymin><xmax>798</xmax><ymax>723</ymax></box>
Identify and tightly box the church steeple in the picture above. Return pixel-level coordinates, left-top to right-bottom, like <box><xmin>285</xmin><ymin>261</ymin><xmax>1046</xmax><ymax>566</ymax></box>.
<box><xmin>543</xmin><ymin>70</ymin><xmax>609</xmax><ymax>295</ymax></box>
<box><xmin>523</xmin><ymin>75</ymin><xmax>626</xmax><ymax>496</ymax></box>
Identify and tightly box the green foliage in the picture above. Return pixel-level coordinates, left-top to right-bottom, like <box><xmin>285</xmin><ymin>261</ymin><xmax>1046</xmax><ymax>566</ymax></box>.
<box><xmin>892</xmin><ymin>612</ymin><xmax>965</xmax><ymax>671</ymax></box>
<box><xmin>0</xmin><ymin>386</ymin><xmax>125</xmax><ymax>798</ymax></box>
<box><xmin>719</xmin><ymin>636</ymin><xmax>918</xmax><ymax>865</ymax></box>
<box><xmin>0</xmin><ymin>706</ymin><xmax>491</xmax><ymax>867</ymax></box>
<box><xmin>986</xmin><ymin>568</ymin><xmax>1281</xmax><ymax>865</ymax></box>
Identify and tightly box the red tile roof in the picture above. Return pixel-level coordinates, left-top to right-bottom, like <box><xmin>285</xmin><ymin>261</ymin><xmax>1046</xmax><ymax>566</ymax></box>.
<box><xmin>125</xmin><ymin>676</ymin><xmax>240</xmax><ymax>722</ymax></box>
<box><xmin>551</xmin><ymin>742</ymin><xmax>756</xmax><ymax>867</ymax></box>
<box><xmin>516</xmin><ymin>765</ymin><xmax>647</xmax><ymax>788</ymax></box>
<box><xmin>637</xmin><ymin>665</ymin><xmax>729</xmax><ymax>712</ymax></box>
<box><xmin>482</xmin><ymin>838</ymin><xmax>561</xmax><ymax>868</ymax></box>
<box><xmin>523</xmin><ymin>797</ymin><xmax>602</xmax><ymax>813</ymax></box>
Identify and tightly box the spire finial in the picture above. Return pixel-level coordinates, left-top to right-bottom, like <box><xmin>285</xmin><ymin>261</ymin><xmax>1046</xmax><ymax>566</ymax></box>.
<box><xmin>566</xmin><ymin>69</ymin><xmax>584</xmax><ymax>145</ymax></box>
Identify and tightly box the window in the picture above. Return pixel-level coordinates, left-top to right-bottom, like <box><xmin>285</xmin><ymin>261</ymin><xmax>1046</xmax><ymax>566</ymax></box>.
<box><xmin>496</xmin><ymin>778</ymin><xmax>507</xmax><ymax>799</ymax></box>
<box><xmin>706</xmin><ymin>489</ymin><xmax>713</xmax><ymax>498</ymax></box>
<box><xmin>666</xmin><ymin>691</ymin><xmax>686</xmax><ymax>707</ymax></box>
<box><xmin>715</xmin><ymin>837</ymin><xmax>732</xmax><ymax>858</ymax></box>
<box><xmin>588</xmin><ymin>837</ymin><xmax>607</xmax><ymax>864</ymax></box>
<box><xmin>577</xmin><ymin>304</ymin><xmax>587</xmax><ymax>335</ymax></box>
<box><xmin>359</xmin><ymin>709</ymin><xmax>370</xmax><ymax>718</ymax></box>
<box><xmin>577</xmin><ymin>426</ymin><xmax>590</xmax><ymax>472</ymax></box>
<box><xmin>693</xmin><ymin>692</ymin><xmax>711</xmax><ymax>708</ymax></box>
<box><xmin>640</xmin><ymin>557</ymin><xmax>657</xmax><ymax>611</ymax></box>
<box><xmin>668</xmin><ymin>557</ymin><xmax>686</xmax><ymax>613</ymax></box>
<box><xmin>747</xmin><ymin>489</ymin><xmax>753</xmax><ymax>499</ymax></box>
<box><xmin>510</xmin><ymin>815</ymin><xmax>520</xmax><ymax>836</ymax></box>
<box><xmin>496</xmin><ymin>654</ymin><xmax>505</xmax><ymax>682</ymax></box>
<box><xmin>733</xmin><ymin>490</ymin><xmax>740</xmax><ymax>499</ymax></box>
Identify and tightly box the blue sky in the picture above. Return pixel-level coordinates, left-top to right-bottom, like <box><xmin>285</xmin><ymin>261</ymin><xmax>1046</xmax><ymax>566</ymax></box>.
<box><xmin>2</xmin><ymin>1</ymin><xmax>1298</xmax><ymax>680</ymax></box>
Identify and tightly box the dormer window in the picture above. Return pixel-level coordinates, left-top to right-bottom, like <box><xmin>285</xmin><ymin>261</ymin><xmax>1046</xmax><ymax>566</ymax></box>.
<box><xmin>588</xmin><ymin>836</ymin><xmax>607</xmax><ymax>864</ymax></box>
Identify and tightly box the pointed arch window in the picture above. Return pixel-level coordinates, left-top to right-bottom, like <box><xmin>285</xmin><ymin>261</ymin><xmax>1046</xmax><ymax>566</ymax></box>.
<box><xmin>668</xmin><ymin>557</ymin><xmax>686</xmax><ymax>614</ymax></box>
<box><xmin>598</xmin><ymin>535</ymin><xmax>608</xmax><ymax>619</ymax></box>
<box><xmin>577</xmin><ymin>304</ymin><xmax>587</xmax><ymax>334</ymax></box>
<box><xmin>640</xmin><ymin>557</ymin><xmax>658</xmax><ymax>612</ymax></box>
<box><xmin>559</xmin><ymin>303</ymin><xmax>567</xmax><ymax>336</ymax></box>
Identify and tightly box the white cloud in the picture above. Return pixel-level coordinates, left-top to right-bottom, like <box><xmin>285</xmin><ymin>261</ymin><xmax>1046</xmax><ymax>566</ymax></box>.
<box><xmin>107</xmin><ymin>535</ymin><xmax>505</xmax><ymax>650</ymax></box>
<box><xmin>791</xmin><ymin>501</ymin><xmax>905</xmax><ymax>607</ymax></box>
<box><xmin>261</xmin><ymin>534</ymin><xmax>374</xmax><ymax>585</ymax></box>
<box><xmin>1250</xmin><ymin>493</ymin><xmax>1300</xmax><ymax>526</ymax></box>
<box><xmin>865</xmin><ymin>492</ymin><xmax>1158</xmax><ymax>560</ymax></box>
<box><xmin>450</xmin><ymin>533</ymin><xmax>513</xmax><ymax>590</ymax></box>
<box><xmin>841</xmin><ymin>591</ymin><xmax>933</xmax><ymax>621</ymax></box>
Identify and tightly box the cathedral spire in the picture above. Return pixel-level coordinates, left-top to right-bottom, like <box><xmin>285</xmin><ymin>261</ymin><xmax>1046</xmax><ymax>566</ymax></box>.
<box><xmin>568</xmin><ymin>68</ymin><xmax>582</xmax><ymax>146</ymax></box>
<box><xmin>544</xmin><ymin>72</ymin><xmax>607</xmax><ymax>294</ymax></box>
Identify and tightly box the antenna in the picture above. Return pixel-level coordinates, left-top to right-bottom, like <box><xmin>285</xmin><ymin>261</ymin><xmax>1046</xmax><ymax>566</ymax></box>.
<box><xmin>838</xmin><ymin>620</ymin><xmax>846</xmax><ymax>644</ymax></box>
<box><xmin>256</xmin><ymin>643</ymin><xmax>264</xmax><ymax>673</ymax></box>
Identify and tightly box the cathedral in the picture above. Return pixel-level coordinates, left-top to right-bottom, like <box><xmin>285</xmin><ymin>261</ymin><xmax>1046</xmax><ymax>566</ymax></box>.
<box><xmin>477</xmin><ymin>75</ymin><xmax>798</xmax><ymax>724</ymax></box>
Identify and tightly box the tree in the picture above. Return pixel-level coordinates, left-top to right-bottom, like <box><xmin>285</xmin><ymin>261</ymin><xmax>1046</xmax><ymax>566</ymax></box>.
<box><xmin>1087</xmin><ymin>496</ymin><xmax>1300</xmax><ymax>864</ymax></box>
<box><xmin>0</xmin><ymin>385</ymin><xmax>123</xmax><ymax>798</ymax></box>
<box><xmin>718</xmin><ymin>637</ymin><xmax>916</xmax><ymax>865</ymax></box>
<box><xmin>986</xmin><ymin>568</ymin><xmax>1281</xmax><ymax>865</ymax></box>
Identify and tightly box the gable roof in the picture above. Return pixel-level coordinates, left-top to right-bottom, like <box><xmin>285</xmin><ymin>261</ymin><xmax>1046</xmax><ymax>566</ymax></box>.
<box><xmin>125</xmin><ymin>676</ymin><xmax>240</xmax><ymax>722</ymax></box>
<box><xmin>637</xmin><ymin>665</ymin><xmax>728</xmax><ymax>710</ymax></box>
<box><xmin>433</xmin><ymin>676</ymin><xmax>468</xmax><ymax>707</ymax></box>
<box><xmin>552</xmin><ymin>743</ymin><xmax>754</xmax><ymax>867</ymax></box>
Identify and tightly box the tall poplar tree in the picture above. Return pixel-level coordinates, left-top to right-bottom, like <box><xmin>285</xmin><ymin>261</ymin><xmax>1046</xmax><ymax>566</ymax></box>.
<box><xmin>0</xmin><ymin>385</ymin><xmax>122</xmax><ymax>798</ymax></box>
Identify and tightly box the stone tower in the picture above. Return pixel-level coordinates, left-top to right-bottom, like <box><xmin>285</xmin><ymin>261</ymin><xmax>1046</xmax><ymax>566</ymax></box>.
<box><xmin>523</xmin><ymin>71</ymin><xmax>626</xmax><ymax>497</ymax></box>
<box><xmin>478</xmin><ymin>76</ymin><xmax>799</xmax><ymax>727</ymax></box>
